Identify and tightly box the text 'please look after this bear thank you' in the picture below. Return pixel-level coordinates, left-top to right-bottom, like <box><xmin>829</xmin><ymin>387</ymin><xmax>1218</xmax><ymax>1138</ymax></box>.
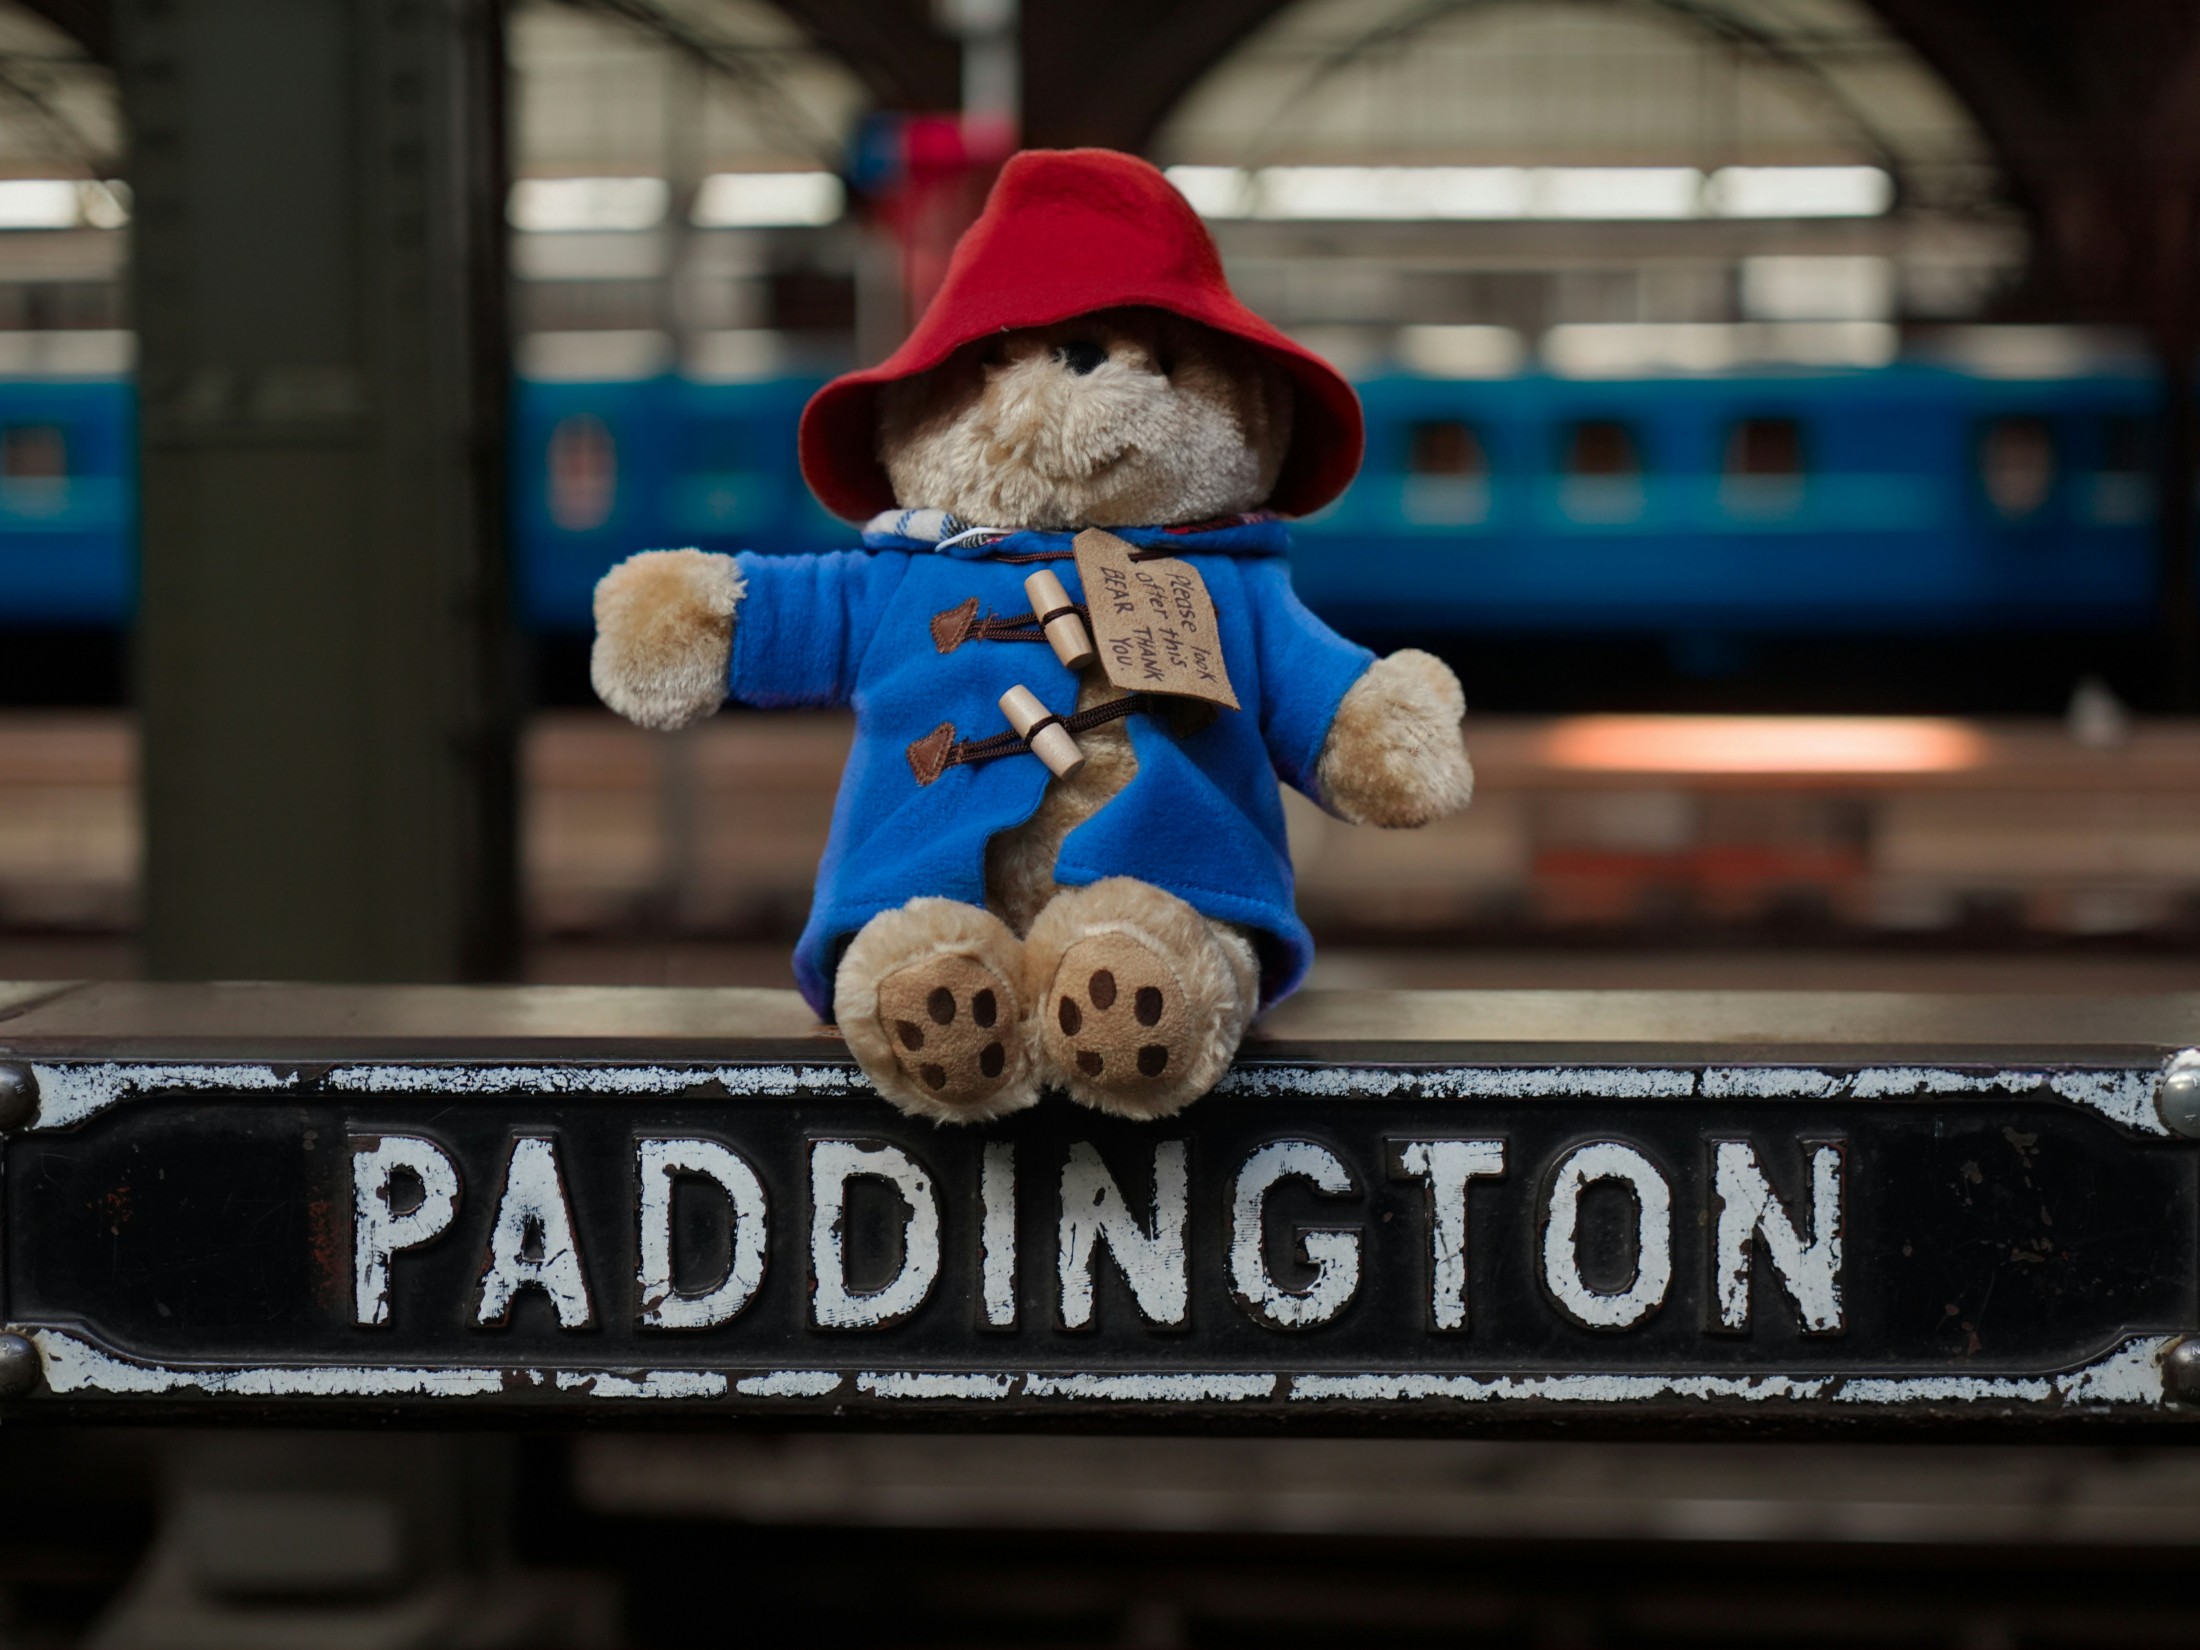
<box><xmin>590</xmin><ymin>147</ymin><xmax>1475</xmax><ymax>1125</ymax></box>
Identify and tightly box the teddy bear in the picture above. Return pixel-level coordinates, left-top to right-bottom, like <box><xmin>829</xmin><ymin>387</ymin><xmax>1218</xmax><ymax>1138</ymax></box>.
<box><xmin>590</xmin><ymin>148</ymin><xmax>1473</xmax><ymax>1124</ymax></box>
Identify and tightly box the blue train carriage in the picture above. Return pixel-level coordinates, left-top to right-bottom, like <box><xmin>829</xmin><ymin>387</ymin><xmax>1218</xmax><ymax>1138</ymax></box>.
<box><xmin>1296</xmin><ymin>362</ymin><xmax>2166</xmax><ymax>638</ymax></box>
<box><xmin>512</xmin><ymin>369</ymin><xmax>844</xmax><ymax>633</ymax></box>
<box><xmin>0</xmin><ymin>340</ymin><xmax>134</xmax><ymax>627</ymax></box>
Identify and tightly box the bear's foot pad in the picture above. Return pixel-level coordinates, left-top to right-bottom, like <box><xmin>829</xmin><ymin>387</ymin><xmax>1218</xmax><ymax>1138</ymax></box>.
<box><xmin>1041</xmin><ymin>928</ymin><xmax>1217</xmax><ymax>1120</ymax></box>
<box><xmin>875</xmin><ymin>954</ymin><xmax>1025</xmax><ymax>1114</ymax></box>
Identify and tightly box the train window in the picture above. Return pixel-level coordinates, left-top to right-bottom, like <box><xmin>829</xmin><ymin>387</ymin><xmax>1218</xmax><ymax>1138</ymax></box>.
<box><xmin>1407</xmin><ymin>420</ymin><xmax>1486</xmax><ymax>477</ymax></box>
<box><xmin>2</xmin><ymin>424</ymin><xmax>67</xmax><ymax>480</ymax></box>
<box><xmin>1979</xmin><ymin>417</ymin><xmax>2055</xmax><ymax>518</ymax></box>
<box><xmin>1725</xmin><ymin>417</ymin><xmax>1804</xmax><ymax>477</ymax></box>
<box><xmin>2100</xmin><ymin>415</ymin><xmax>2151</xmax><ymax>476</ymax></box>
<box><xmin>681</xmin><ymin>418</ymin><xmax>744</xmax><ymax>476</ymax></box>
<box><xmin>548</xmin><ymin>414</ymin><xmax>616</xmax><ymax>532</ymax></box>
<box><xmin>2089</xmin><ymin>414</ymin><xmax>2154</xmax><ymax>525</ymax></box>
<box><xmin>1563</xmin><ymin>419</ymin><xmax>1640</xmax><ymax>477</ymax></box>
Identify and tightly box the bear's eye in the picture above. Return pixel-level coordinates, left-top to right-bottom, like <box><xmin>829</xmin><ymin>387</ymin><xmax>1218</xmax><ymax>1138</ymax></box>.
<box><xmin>1053</xmin><ymin>339</ymin><xmax>1107</xmax><ymax>376</ymax></box>
<box><xmin>980</xmin><ymin>341</ymin><xmax>1008</xmax><ymax>368</ymax></box>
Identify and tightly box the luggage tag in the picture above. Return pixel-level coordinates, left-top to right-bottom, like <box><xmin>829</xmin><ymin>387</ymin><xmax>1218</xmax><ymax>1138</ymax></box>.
<box><xmin>1071</xmin><ymin>529</ymin><xmax>1239</xmax><ymax>711</ymax></box>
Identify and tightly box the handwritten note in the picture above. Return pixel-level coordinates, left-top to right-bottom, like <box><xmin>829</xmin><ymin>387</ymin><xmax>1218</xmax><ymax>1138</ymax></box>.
<box><xmin>1072</xmin><ymin>529</ymin><xmax>1240</xmax><ymax>711</ymax></box>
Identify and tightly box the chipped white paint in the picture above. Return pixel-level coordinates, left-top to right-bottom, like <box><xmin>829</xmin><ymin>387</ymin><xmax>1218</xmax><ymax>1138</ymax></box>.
<box><xmin>2052</xmin><ymin>1336</ymin><xmax>2169</xmax><ymax>1405</ymax></box>
<box><xmin>31</xmin><ymin>1061</ymin><xmax>296</xmax><ymax>1132</ymax></box>
<box><xmin>635</xmin><ymin>1138</ymin><xmax>768</xmax><ymax>1330</ymax></box>
<box><xmin>1219</xmin><ymin>1066</ymin><xmax>1694</xmax><ymax>1101</ymax></box>
<box><xmin>1291</xmin><ymin>1339</ymin><xmax>2174</xmax><ymax>1408</ymax></box>
<box><xmin>19</xmin><ymin>1329</ymin><xmax>2174</xmax><ymax>1411</ymax></box>
<box><xmin>1058</xmin><ymin>1140</ymin><xmax>1190</xmax><ymax>1330</ymax></box>
<box><xmin>554</xmin><ymin>1369</ymin><xmax>727</xmax><ymax>1399</ymax></box>
<box><xmin>1702</xmin><ymin>1067</ymin><xmax>1842</xmax><ymax>1101</ymax></box>
<box><xmin>1024</xmin><ymin>1372</ymin><xmax>1278</xmax><ymax>1402</ymax></box>
<box><xmin>1292</xmin><ymin>1370</ymin><xmax>1834</xmax><ymax>1405</ymax></box>
<box><xmin>1221</xmin><ymin>1063</ymin><xmax>2162</xmax><ymax>1131</ymax></box>
<box><xmin>1228</xmin><ymin>1141</ymin><xmax>1360</xmax><ymax>1330</ymax></box>
<box><xmin>350</xmin><ymin>1135</ymin><xmax>461</xmax><ymax>1328</ymax></box>
<box><xmin>1391</xmin><ymin>1139</ymin><xmax>1506</xmax><ymax>1331</ymax></box>
<box><xmin>980</xmin><ymin>1141</ymin><xmax>1017</xmax><ymax>1329</ymax></box>
<box><xmin>736</xmin><ymin>1370</ymin><xmax>842</xmax><ymax>1398</ymax></box>
<box><xmin>856</xmin><ymin>1371</ymin><xmax>1014</xmax><ymax>1400</ymax></box>
<box><xmin>1712</xmin><ymin>1139</ymin><xmax>1844</xmax><ymax>1334</ymax></box>
<box><xmin>25</xmin><ymin>1056</ymin><xmax>2164</xmax><ymax>1136</ymax></box>
<box><xmin>33</xmin><ymin>1329</ymin><xmax>512</xmax><ymax>1399</ymax></box>
<box><xmin>1835</xmin><ymin>1339</ymin><xmax>2171</xmax><ymax>1407</ymax></box>
<box><xmin>809</xmin><ymin>1140</ymin><xmax>941</xmax><ymax>1330</ymax></box>
<box><xmin>326</xmin><ymin>1062</ymin><xmax>866</xmax><ymax>1099</ymax></box>
<box><xmin>475</xmin><ymin>1136</ymin><xmax>595</xmax><ymax>1329</ymax></box>
<box><xmin>1541</xmin><ymin>1142</ymin><xmax>1673</xmax><ymax>1331</ymax></box>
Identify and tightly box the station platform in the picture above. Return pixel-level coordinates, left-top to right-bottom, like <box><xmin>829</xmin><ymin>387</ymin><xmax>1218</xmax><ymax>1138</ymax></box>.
<box><xmin>8</xmin><ymin>712</ymin><xmax>2200</xmax><ymax>945</ymax></box>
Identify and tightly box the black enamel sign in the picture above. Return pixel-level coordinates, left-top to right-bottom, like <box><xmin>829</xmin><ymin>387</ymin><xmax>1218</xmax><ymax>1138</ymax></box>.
<box><xmin>3</xmin><ymin>1037</ymin><xmax>2194</xmax><ymax>1431</ymax></box>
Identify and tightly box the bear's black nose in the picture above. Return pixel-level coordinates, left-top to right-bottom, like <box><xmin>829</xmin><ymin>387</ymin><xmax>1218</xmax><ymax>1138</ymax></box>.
<box><xmin>1054</xmin><ymin>339</ymin><xmax>1107</xmax><ymax>376</ymax></box>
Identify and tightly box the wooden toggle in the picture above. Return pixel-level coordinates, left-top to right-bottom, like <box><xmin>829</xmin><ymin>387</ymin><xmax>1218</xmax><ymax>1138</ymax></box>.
<box><xmin>999</xmin><ymin>683</ymin><xmax>1085</xmax><ymax>779</ymax></box>
<box><xmin>1022</xmin><ymin>570</ymin><xmax>1097</xmax><ymax>671</ymax></box>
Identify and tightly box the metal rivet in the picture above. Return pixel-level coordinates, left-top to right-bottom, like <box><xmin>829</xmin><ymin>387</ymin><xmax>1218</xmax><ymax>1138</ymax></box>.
<box><xmin>0</xmin><ymin>1063</ymin><xmax>35</xmax><ymax>1132</ymax></box>
<box><xmin>2155</xmin><ymin>1050</ymin><xmax>2200</xmax><ymax>1139</ymax></box>
<box><xmin>2164</xmin><ymin>1337</ymin><xmax>2200</xmax><ymax>1406</ymax></box>
<box><xmin>0</xmin><ymin>1332</ymin><xmax>40</xmax><ymax>1400</ymax></box>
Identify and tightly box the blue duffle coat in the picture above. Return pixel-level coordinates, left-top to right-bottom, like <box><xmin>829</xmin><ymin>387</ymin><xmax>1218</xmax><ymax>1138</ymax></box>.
<box><xmin>725</xmin><ymin>515</ymin><xmax>1375</xmax><ymax>1019</ymax></box>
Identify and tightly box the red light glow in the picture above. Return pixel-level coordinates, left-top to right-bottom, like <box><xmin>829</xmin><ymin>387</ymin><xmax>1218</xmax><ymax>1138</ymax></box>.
<box><xmin>1539</xmin><ymin>716</ymin><xmax>1988</xmax><ymax>775</ymax></box>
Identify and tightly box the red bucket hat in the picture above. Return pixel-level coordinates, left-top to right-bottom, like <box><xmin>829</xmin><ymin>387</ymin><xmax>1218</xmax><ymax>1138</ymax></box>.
<box><xmin>800</xmin><ymin>148</ymin><xmax>1364</xmax><ymax>522</ymax></box>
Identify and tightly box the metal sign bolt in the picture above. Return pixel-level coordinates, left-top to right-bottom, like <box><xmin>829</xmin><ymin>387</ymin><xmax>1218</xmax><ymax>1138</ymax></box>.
<box><xmin>0</xmin><ymin>1333</ymin><xmax>40</xmax><ymax>1400</ymax></box>
<box><xmin>2164</xmin><ymin>1338</ymin><xmax>2200</xmax><ymax>1407</ymax></box>
<box><xmin>0</xmin><ymin>1063</ymin><xmax>36</xmax><ymax>1132</ymax></box>
<box><xmin>2156</xmin><ymin>1051</ymin><xmax>2200</xmax><ymax>1139</ymax></box>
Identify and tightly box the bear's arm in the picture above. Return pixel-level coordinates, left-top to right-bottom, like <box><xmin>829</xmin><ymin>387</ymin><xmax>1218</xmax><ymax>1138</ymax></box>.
<box><xmin>592</xmin><ymin>546</ymin><xmax>909</xmax><ymax>729</ymax></box>
<box><xmin>1240</xmin><ymin>554</ymin><xmax>1377</xmax><ymax>798</ymax></box>
<box><xmin>1241</xmin><ymin>556</ymin><xmax>1473</xmax><ymax>827</ymax></box>
<box><xmin>726</xmin><ymin>548</ymin><xmax>912</xmax><ymax>709</ymax></box>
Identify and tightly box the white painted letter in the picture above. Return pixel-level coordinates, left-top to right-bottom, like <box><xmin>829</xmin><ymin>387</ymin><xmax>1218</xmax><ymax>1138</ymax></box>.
<box><xmin>1058</xmin><ymin>1141</ymin><xmax>1189</xmax><ymax>1329</ymax></box>
<box><xmin>1229</xmin><ymin>1140</ymin><xmax>1361</xmax><ymax>1329</ymax></box>
<box><xmin>351</xmin><ymin>1134</ymin><xmax>460</xmax><ymax>1328</ymax></box>
<box><xmin>1540</xmin><ymin>1141</ymin><xmax>1672</xmax><ymax>1331</ymax></box>
<box><xmin>1712</xmin><ymin>1139</ymin><xmax>1845</xmax><ymax>1333</ymax></box>
<box><xmin>981</xmin><ymin>1142</ymin><xmax>1017</xmax><ymax>1329</ymax></box>
<box><xmin>1390</xmin><ymin>1138</ymin><xmax>1505</xmax><ymax>1331</ymax></box>
<box><xmin>636</xmin><ymin>1137</ymin><xmax>769</xmax><ymax>1330</ymax></box>
<box><xmin>809</xmin><ymin>1140</ymin><xmax>941</xmax><ymax>1330</ymax></box>
<box><xmin>476</xmin><ymin>1135</ymin><xmax>595</xmax><ymax>1329</ymax></box>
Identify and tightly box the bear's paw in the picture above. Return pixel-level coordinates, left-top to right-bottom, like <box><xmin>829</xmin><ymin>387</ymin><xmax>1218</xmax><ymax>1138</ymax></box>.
<box><xmin>1316</xmin><ymin>648</ymin><xmax>1474</xmax><ymax>828</ymax></box>
<box><xmin>590</xmin><ymin>548</ymin><xmax>744</xmax><ymax>731</ymax></box>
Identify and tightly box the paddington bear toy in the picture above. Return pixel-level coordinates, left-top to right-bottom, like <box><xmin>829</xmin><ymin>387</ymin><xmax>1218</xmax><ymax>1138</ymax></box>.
<box><xmin>590</xmin><ymin>148</ymin><xmax>1474</xmax><ymax>1124</ymax></box>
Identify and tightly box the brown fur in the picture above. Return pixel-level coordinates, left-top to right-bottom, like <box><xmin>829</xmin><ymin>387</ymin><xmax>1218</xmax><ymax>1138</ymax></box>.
<box><xmin>590</xmin><ymin>549</ymin><xmax>743</xmax><ymax>731</ymax></box>
<box><xmin>1316</xmin><ymin>648</ymin><xmax>1475</xmax><ymax>827</ymax></box>
<box><xmin>1023</xmin><ymin>878</ymin><xmax>1258</xmax><ymax>1120</ymax></box>
<box><xmin>879</xmin><ymin>309</ymin><xmax>1292</xmax><ymax>530</ymax></box>
<box><xmin>835</xmin><ymin>897</ymin><xmax>1039</xmax><ymax>1123</ymax></box>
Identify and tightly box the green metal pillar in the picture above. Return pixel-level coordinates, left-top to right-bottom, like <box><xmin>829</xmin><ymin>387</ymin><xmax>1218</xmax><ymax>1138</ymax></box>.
<box><xmin>120</xmin><ymin>0</ymin><xmax>516</xmax><ymax>981</ymax></box>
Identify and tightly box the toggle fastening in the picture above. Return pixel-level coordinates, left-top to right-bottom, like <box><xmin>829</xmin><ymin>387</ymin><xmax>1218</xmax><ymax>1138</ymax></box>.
<box><xmin>999</xmin><ymin>684</ymin><xmax>1085</xmax><ymax>778</ymax></box>
<box><xmin>1023</xmin><ymin>569</ymin><xmax>1097</xmax><ymax>671</ymax></box>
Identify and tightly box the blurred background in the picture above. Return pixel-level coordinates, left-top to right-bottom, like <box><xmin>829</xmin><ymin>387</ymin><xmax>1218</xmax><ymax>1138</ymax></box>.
<box><xmin>1</xmin><ymin>0</ymin><xmax>2199</xmax><ymax>1645</ymax></box>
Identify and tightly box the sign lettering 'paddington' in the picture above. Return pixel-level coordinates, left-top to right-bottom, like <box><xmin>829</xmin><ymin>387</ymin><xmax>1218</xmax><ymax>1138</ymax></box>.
<box><xmin>348</xmin><ymin>1130</ymin><xmax>1844</xmax><ymax>1339</ymax></box>
<box><xmin>4</xmin><ymin>1062</ymin><xmax>2186</xmax><ymax>1425</ymax></box>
